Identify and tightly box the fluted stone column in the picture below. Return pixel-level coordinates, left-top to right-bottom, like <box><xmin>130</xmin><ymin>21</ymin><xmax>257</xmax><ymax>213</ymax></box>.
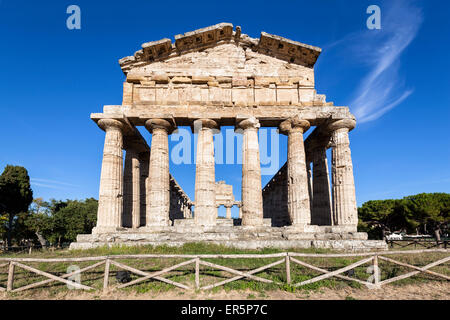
<box><xmin>329</xmin><ymin>119</ymin><xmax>358</xmax><ymax>230</ymax></box>
<box><xmin>307</xmin><ymin>162</ymin><xmax>313</xmax><ymax>209</ymax></box>
<box><xmin>94</xmin><ymin>119</ymin><xmax>124</xmax><ymax>233</ymax></box>
<box><xmin>123</xmin><ymin>149</ymin><xmax>141</xmax><ymax>229</ymax></box>
<box><xmin>145</xmin><ymin>119</ymin><xmax>173</xmax><ymax>227</ymax></box>
<box><xmin>139</xmin><ymin>152</ymin><xmax>149</xmax><ymax>227</ymax></box>
<box><xmin>225</xmin><ymin>203</ymin><xmax>232</xmax><ymax>219</ymax></box>
<box><xmin>123</xmin><ymin>150</ymin><xmax>133</xmax><ymax>227</ymax></box>
<box><xmin>280</xmin><ymin>117</ymin><xmax>311</xmax><ymax>228</ymax></box>
<box><xmin>194</xmin><ymin>119</ymin><xmax>218</xmax><ymax>226</ymax></box>
<box><xmin>311</xmin><ymin>146</ymin><xmax>332</xmax><ymax>225</ymax></box>
<box><xmin>238</xmin><ymin>117</ymin><xmax>264</xmax><ymax>226</ymax></box>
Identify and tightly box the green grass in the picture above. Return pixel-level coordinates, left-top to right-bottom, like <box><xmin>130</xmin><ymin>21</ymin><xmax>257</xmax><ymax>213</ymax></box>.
<box><xmin>0</xmin><ymin>242</ymin><xmax>448</xmax><ymax>297</ymax></box>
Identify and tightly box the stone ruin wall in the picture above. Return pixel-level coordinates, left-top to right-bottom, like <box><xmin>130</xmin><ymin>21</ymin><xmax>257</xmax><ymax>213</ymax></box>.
<box><xmin>169</xmin><ymin>176</ymin><xmax>192</xmax><ymax>221</ymax></box>
<box><xmin>262</xmin><ymin>163</ymin><xmax>289</xmax><ymax>227</ymax></box>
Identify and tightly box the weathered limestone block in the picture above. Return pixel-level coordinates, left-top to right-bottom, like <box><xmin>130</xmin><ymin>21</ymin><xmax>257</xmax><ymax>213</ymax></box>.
<box><xmin>238</xmin><ymin>117</ymin><xmax>264</xmax><ymax>226</ymax></box>
<box><xmin>122</xmin><ymin>82</ymin><xmax>133</xmax><ymax>105</ymax></box>
<box><xmin>190</xmin><ymin>86</ymin><xmax>209</xmax><ymax>104</ymax></box>
<box><xmin>94</xmin><ymin>119</ymin><xmax>124</xmax><ymax>233</ymax></box>
<box><xmin>299</xmin><ymin>88</ymin><xmax>315</xmax><ymax>103</ymax></box>
<box><xmin>145</xmin><ymin>119</ymin><xmax>174</xmax><ymax>227</ymax></box>
<box><xmin>280</xmin><ymin>116</ymin><xmax>311</xmax><ymax>228</ymax></box>
<box><xmin>194</xmin><ymin>119</ymin><xmax>218</xmax><ymax>226</ymax></box>
<box><xmin>277</xmin><ymin>87</ymin><xmax>299</xmax><ymax>105</ymax></box>
<box><xmin>138</xmin><ymin>87</ymin><xmax>156</xmax><ymax>103</ymax></box>
<box><xmin>155</xmin><ymin>86</ymin><xmax>179</xmax><ymax>104</ymax></box>
<box><xmin>254</xmin><ymin>87</ymin><xmax>276</xmax><ymax>105</ymax></box>
<box><xmin>232</xmin><ymin>87</ymin><xmax>253</xmax><ymax>106</ymax></box>
<box><xmin>209</xmin><ymin>86</ymin><xmax>231</xmax><ymax>104</ymax></box>
<box><xmin>329</xmin><ymin>119</ymin><xmax>358</xmax><ymax>230</ymax></box>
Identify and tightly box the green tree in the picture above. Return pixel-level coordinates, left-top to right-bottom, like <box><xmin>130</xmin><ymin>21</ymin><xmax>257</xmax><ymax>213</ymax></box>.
<box><xmin>0</xmin><ymin>165</ymin><xmax>33</xmax><ymax>248</ymax></box>
<box><xmin>358</xmin><ymin>199</ymin><xmax>398</xmax><ymax>239</ymax></box>
<box><xmin>24</xmin><ymin>198</ymin><xmax>54</xmax><ymax>247</ymax></box>
<box><xmin>52</xmin><ymin>198</ymin><xmax>97</xmax><ymax>244</ymax></box>
<box><xmin>358</xmin><ymin>193</ymin><xmax>450</xmax><ymax>239</ymax></box>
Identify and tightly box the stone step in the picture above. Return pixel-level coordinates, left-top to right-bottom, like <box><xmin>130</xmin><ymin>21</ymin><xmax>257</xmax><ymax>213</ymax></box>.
<box><xmin>70</xmin><ymin>239</ymin><xmax>388</xmax><ymax>251</ymax></box>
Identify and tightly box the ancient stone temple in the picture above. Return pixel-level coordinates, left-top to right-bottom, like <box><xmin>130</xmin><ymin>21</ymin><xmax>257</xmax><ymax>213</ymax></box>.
<box><xmin>71</xmin><ymin>23</ymin><xmax>387</xmax><ymax>251</ymax></box>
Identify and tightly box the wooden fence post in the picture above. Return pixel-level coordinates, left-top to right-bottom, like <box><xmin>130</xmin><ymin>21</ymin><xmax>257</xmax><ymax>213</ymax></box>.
<box><xmin>103</xmin><ymin>258</ymin><xmax>110</xmax><ymax>291</ymax></box>
<box><xmin>7</xmin><ymin>261</ymin><xmax>15</xmax><ymax>292</ymax></box>
<box><xmin>285</xmin><ymin>254</ymin><xmax>291</xmax><ymax>285</ymax></box>
<box><xmin>195</xmin><ymin>258</ymin><xmax>200</xmax><ymax>290</ymax></box>
<box><xmin>373</xmin><ymin>255</ymin><xmax>380</xmax><ymax>288</ymax></box>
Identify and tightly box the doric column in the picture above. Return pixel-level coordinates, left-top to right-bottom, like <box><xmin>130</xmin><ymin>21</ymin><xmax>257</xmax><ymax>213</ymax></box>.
<box><xmin>139</xmin><ymin>152</ymin><xmax>149</xmax><ymax>227</ymax></box>
<box><xmin>123</xmin><ymin>149</ymin><xmax>141</xmax><ymax>228</ymax></box>
<box><xmin>238</xmin><ymin>117</ymin><xmax>264</xmax><ymax>226</ymax></box>
<box><xmin>279</xmin><ymin>117</ymin><xmax>311</xmax><ymax>228</ymax></box>
<box><xmin>194</xmin><ymin>119</ymin><xmax>218</xmax><ymax>226</ymax></box>
<box><xmin>94</xmin><ymin>119</ymin><xmax>124</xmax><ymax>233</ymax></box>
<box><xmin>145</xmin><ymin>119</ymin><xmax>173</xmax><ymax>227</ymax></box>
<box><xmin>329</xmin><ymin>119</ymin><xmax>358</xmax><ymax>230</ymax></box>
<box><xmin>307</xmin><ymin>162</ymin><xmax>313</xmax><ymax>209</ymax></box>
<box><xmin>225</xmin><ymin>203</ymin><xmax>232</xmax><ymax>219</ymax></box>
<box><xmin>311</xmin><ymin>146</ymin><xmax>332</xmax><ymax>225</ymax></box>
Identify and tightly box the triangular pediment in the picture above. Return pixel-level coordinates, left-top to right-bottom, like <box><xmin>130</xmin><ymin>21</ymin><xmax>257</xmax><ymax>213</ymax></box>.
<box><xmin>119</xmin><ymin>23</ymin><xmax>322</xmax><ymax>75</ymax></box>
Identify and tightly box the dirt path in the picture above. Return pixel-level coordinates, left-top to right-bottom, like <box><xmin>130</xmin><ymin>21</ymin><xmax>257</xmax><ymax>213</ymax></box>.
<box><xmin>1</xmin><ymin>282</ymin><xmax>448</xmax><ymax>300</ymax></box>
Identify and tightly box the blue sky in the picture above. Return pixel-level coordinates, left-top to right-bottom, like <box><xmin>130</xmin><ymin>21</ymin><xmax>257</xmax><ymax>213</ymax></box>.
<box><xmin>0</xmin><ymin>0</ymin><xmax>449</xmax><ymax>217</ymax></box>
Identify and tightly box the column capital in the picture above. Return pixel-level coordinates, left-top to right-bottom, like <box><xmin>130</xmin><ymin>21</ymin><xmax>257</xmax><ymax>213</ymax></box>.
<box><xmin>224</xmin><ymin>201</ymin><xmax>234</xmax><ymax>208</ymax></box>
<box><xmin>98</xmin><ymin>119</ymin><xmax>124</xmax><ymax>131</ymax></box>
<box><xmin>327</xmin><ymin>118</ymin><xmax>356</xmax><ymax>132</ymax></box>
<box><xmin>145</xmin><ymin>118</ymin><xmax>175</xmax><ymax>133</ymax></box>
<box><xmin>192</xmin><ymin>118</ymin><xmax>218</xmax><ymax>131</ymax></box>
<box><xmin>279</xmin><ymin>117</ymin><xmax>310</xmax><ymax>135</ymax></box>
<box><xmin>236</xmin><ymin>117</ymin><xmax>260</xmax><ymax>131</ymax></box>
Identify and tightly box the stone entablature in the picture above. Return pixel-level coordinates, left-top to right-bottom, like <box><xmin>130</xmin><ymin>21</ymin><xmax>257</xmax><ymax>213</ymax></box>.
<box><xmin>119</xmin><ymin>23</ymin><xmax>327</xmax><ymax>112</ymax></box>
<box><xmin>124</xmin><ymin>74</ymin><xmax>327</xmax><ymax>108</ymax></box>
<box><xmin>71</xmin><ymin>23</ymin><xmax>378</xmax><ymax>250</ymax></box>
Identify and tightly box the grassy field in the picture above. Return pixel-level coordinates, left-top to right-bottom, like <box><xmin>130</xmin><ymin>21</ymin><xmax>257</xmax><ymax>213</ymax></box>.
<box><xmin>0</xmin><ymin>243</ymin><xmax>449</xmax><ymax>299</ymax></box>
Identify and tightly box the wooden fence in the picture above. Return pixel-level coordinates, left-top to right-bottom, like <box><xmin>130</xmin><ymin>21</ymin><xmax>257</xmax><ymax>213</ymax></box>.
<box><xmin>0</xmin><ymin>249</ymin><xmax>448</xmax><ymax>293</ymax></box>
<box><xmin>386</xmin><ymin>239</ymin><xmax>448</xmax><ymax>249</ymax></box>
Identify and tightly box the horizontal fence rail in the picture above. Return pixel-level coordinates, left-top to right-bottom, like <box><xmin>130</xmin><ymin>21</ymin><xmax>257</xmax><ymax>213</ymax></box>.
<box><xmin>386</xmin><ymin>239</ymin><xmax>448</xmax><ymax>249</ymax></box>
<box><xmin>0</xmin><ymin>249</ymin><xmax>448</xmax><ymax>293</ymax></box>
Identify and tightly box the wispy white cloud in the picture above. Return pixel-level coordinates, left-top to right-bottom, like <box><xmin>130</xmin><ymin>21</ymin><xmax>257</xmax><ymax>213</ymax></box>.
<box><xmin>31</xmin><ymin>178</ymin><xmax>79</xmax><ymax>189</ymax></box>
<box><xmin>327</xmin><ymin>1</ymin><xmax>423</xmax><ymax>124</ymax></box>
<box><xmin>31</xmin><ymin>182</ymin><xmax>64</xmax><ymax>190</ymax></box>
